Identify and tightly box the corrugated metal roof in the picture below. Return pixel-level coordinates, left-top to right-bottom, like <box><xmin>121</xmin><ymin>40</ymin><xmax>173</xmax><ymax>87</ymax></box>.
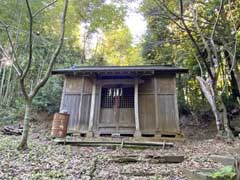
<box><xmin>52</xmin><ymin>65</ymin><xmax>188</xmax><ymax>75</ymax></box>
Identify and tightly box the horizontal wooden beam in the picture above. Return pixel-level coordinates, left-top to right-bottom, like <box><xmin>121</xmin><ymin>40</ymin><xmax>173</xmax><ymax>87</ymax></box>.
<box><xmin>98</xmin><ymin>124</ymin><xmax>135</xmax><ymax>128</ymax></box>
<box><xmin>54</xmin><ymin>138</ymin><xmax>174</xmax><ymax>149</ymax></box>
<box><xmin>111</xmin><ymin>154</ymin><xmax>184</xmax><ymax>164</ymax></box>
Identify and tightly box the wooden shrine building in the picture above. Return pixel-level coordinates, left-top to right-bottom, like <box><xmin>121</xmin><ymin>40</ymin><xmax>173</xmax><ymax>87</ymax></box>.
<box><xmin>52</xmin><ymin>65</ymin><xmax>188</xmax><ymax>138</ymax></box>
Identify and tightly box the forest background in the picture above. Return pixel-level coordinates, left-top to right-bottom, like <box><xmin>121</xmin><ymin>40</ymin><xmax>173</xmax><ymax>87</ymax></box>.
<box><xmin>0</xmin><ymin>0</ymin><xmax>239</xmax><ymax>137</ymax></box>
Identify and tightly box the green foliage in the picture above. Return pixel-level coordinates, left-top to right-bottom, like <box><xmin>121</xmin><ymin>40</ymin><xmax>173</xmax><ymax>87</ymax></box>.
<box><xmin>0</xmin><ymin>0</ymin><xmax>239</xmax><ymax>125</ymax></box>
<box><xmin>0</xmin><ymin>106</ymin><xmax>24</xmax><ymax>125</ymax></box>
<box><xmin>0</xmin><ymin>0</ymin><xmax>132</xmax><ymax>120</ymax></box>
<box><xmin>88</xmin><ymin>3</ymin><xmax>126</xmax><ymax>32</ymax></box>
<box><xmin>97</xmin><ymin>25</ymin><xmax>143</xmax><ymax>65</ymax></box>
<box><xmin>32</xmin><ymin>77</ymin><xmax>62</xmax><ymax>113</ymax></box>
<box><xmin>211</xmin><ymin>166</ymin><xmax>236</xmax><ymax>180</ymax></box>
<box><xmin>141</xmin><ymin>0</ymin><xmax>240</xmax><ymax>117</ymax></box>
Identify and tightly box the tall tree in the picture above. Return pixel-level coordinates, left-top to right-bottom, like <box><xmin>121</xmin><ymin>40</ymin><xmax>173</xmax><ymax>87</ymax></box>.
<box><xmin>141</xmin><ymin>0</ymin><xmax>240</xmax><ymax>139</ymax></box>
<box><xmin>97</xmin><ymin>25</ymin><xmax>143</xmax><ymax>65</ymax></box>
<box><xmin>1</xmin><ymin>0</ymin><xmax>69</xmax><ymax>150</ymax></box>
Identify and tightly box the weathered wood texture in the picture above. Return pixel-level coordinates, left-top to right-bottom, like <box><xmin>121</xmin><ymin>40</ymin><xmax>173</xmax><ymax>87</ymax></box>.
<box><xmin>139</xmin><ymin>75</ymin><xmax>179</xmax><ymax>134</ymax></box>
<box><xmin>155</xmin><ymin>75</ymin><xmax>179</xmax><ymax>133</ymax></box>
<box><xmin>98</xmin><ymin>108</ymin><xmax>135</xmax><ymax>134</ymax></box>
<box><xmin>98</xmin><ymin>83</ymin><xmax>135</xmax><ymax>135</ymax></box>
<box><xmin>2</xmin><ymin>126</ymin><xmax>23</xmax><ymax>136</ymax></box>
<box><xmin>54</xmin><ymin>138</ymin><xmax>174</xmax><ymax>149</ymax></box>
<box><xmin>60</xmin><ymin>76</ymin><xmax>92</xmax><ymax>133</ymax></box>
<box><xmin>139</xmin><ymin>77</ymin><xmax>155</xmax><ymax>134</ymax></box>
<box><xmin>139</xmin><ymin>94</ymin><xmax>156</xmax><ymax>134</ymax></box>
<box><xmin>59</xmin><ymin>74</ymin><xmax>180</xmax><ymax>136</ymax></box>
<box><xmin>111</xmin><ymin>154</ymin><xmax>184</xmax><ymax>164</ymax></box>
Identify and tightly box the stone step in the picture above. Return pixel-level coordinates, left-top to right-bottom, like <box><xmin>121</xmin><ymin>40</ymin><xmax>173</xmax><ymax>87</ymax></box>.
<box><xmin>183</xmin><ymin>169</ymin><xmax>215</xmax><ymax>180</ymax></box>
<box><xmin>209</xmin><ymin>155</ymin><xmax>235</xmax><ymax>166</ymax></box>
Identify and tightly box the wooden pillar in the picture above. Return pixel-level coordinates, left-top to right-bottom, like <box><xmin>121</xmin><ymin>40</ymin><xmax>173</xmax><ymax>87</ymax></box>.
<box><xmin>154</xmin><ymin>76</ymin><xmax>159</xmax><ymax>132</ymax></box>
<box><xmin>77</xmin><ymin>77</ymin><xmax>85</xmax><ymax>132</ymax></box>
<box><xmin>87</xmin><ymin>79</ymin><xmax>96</xmax><ymax>137</ymax></box>
<box><xmin>173</xmin><ymin>77</ymin><xmax>180</xmax><ymax>131</ymax></box>
<box><xmin>60</xmin><ymin>76</ymin><xmax>66</xmax><ymax>112</ymax></box>
<box><xmin>95</xmin><ymin>84</ymin><xmax>102</xmax><ymax>137</ymax></box>
<box><xmin>134</xmin><ymin>78</ymin><xmax>141</xmax><ymax>137</ymax></box>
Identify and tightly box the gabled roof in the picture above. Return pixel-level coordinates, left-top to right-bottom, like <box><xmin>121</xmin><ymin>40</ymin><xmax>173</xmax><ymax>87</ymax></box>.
<box><xmin>52</xmin><ymin>65</ymin><xmax>188</xmax><ymax>75</ymax></box>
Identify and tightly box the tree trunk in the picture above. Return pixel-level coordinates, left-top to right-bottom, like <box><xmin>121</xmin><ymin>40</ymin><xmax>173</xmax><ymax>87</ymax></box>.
<box><xmin>196</xmin><ymin>76</ymin><xmax>222</xmax><ymax>133</ymax></box>
<box><xmin>3</xmin><ymin>66</ymin><xmax>13</xmax><ymax>104</ymax></box>
<box><xmin>224</xmin><ymin>51</ymin><xmax>240</xmax><ymax>100</ymax></box>
<box><xmin>235</xmin><ymin>157</ymin><xmax>240</xmax><ymax>180</ymax></box>
<box><xmin>217</xmin><ymin>96</ymin><xmax>234</xmax><ymax>141</ymax></box>
<box><xmin>197</xmin><ymin>76</ymin><xmax>234</xmax><ymax>139</ymax></box>
<box><xmin>0</xmin><ymin>67</ymin><xmax>6</xmax><ymax>102</ymax></box>
<box><xmin>17</xmin><ymin>101</ymin><xmax>32</xmax><ymax>150</ymax></box>
<box><xmin>233</xmin><ymin>66</ymin><xmax>240</xmax><ymax>102</ymax></box>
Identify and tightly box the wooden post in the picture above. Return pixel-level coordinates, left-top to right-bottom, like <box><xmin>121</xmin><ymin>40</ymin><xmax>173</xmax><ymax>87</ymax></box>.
<box><xmin>60</xmin><ymin>76</ymin><xmax>66</xmax><ymax>112</ymax></box>
<box><xmin>174</xmin><ymin>77</ymin><xmax>180</xmax><ymax>131</ymax></box>
<box><xmin>154</xmin><ymin>77</ymin><xmax>159</xmax><ymax>132</ymax></box>
<box><xmin>95</xmin><ymin>83</ymin><xmax>102</xmax><ymax>137</ymax></box>
<box><xmin>87</xmin><ymin>79</ymin><xmax>96</xmax><ymax>137</ymax></box>
<box><xmin>77</xmin><ymin>76</ymin><xmax>85</xmax><ymax>132</ymax></box>
<box><xmin>134</xmin><ymin>78</ymin><xmax>141</xmax><ymax>137</ymax></box>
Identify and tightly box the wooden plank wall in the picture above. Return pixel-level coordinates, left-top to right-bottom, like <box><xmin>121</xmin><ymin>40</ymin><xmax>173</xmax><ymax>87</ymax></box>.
<box><xmin>60</xmin><ymin>76</ymin><xmax>93</xmax><ymax>133</ymax></box>
<box><xmin>59</xmin><ymin>74</ymin><xmax>180</xmax><ymax>135</ymax></box>
<box><xmin>139</xmin><ymin>77</ymin><xmax>156</xmax><ymax>134</ymax></box>
<box><xmin>138</xmin><ymin>75</ymin><xmax>180</xmax><ymax>135</ymax></box>
<box><xmin>155</xmin><ymin>75</ymin><xmax>179</xmax><ymax>133</ymax></box>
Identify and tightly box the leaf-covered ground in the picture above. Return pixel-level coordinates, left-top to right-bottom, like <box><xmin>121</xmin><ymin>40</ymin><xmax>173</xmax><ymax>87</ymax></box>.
<box><xmin>0</xmin><ymin>123</ymin><xmax>240</xmax><ymax>180</ymax></box>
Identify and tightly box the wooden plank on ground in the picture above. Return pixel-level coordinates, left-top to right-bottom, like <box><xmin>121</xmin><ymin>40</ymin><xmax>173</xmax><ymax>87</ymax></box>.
<box><xmin>54</xmin><ymin>138</ymin><xmax>174</xmax><ymax>149</ymax></box>
<box><xmin>111</xmin><ymin>154</ymin><xmax>184</xmax><ymax>164</ymax></box>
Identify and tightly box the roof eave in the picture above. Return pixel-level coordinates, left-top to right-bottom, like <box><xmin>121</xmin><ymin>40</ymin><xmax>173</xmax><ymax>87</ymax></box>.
<box><xmin>52</xmin><ymin>68</ymin><xmax>188</xmax><ymax>75</ymax></box>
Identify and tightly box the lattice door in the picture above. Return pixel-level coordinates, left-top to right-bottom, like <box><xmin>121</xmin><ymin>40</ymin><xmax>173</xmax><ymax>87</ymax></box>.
<box><xmin>101</xmin><ymin>87</ymin><xmax>134</xmax><ymax>109</ymax></box>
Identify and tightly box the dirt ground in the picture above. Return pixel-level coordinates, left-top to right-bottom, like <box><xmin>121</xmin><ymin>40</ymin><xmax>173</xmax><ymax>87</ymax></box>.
<box><xmin>0</xmin><ymin>114</ymin><xmax>240</xmax><ymax>180</ymax></box>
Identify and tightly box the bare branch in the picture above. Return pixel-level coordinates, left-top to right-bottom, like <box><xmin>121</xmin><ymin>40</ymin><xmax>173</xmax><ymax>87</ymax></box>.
<box><xmin>0</xmin><ymin>45</ymin><xmax>21</xmax><ymax>76</ymax></box>
<box><xmin>21</xmin><ymin>0</ymin><xmax>33</xmax><ymax>80</ymax></box>
<box><xmin>33</xmin><ymin>0</ymin><xmax>57</xmax><ymax>17</ymax></box>
<box><xmin>211</xmin><ymin>0</ymin><xmax>224</xmax><ymax>40</ymax></box>
<box><xmin>153</xmin><ymin>0</ymin><xmax>202</xmax><ymax>54</ymax></box>
<box><xmin>196</xmin><ymin>76</ymin><xmax>221</xmax><ymax>131</ymax></box>
<box><xmin>5</xmin><ymin>28</ymin><xmax>22</xmax><ymax>75</ymax></box>
<box><xmin>153</xmin><ymin>0</ymin><xmax>181</xmax><ymax>20</ymax></box>
<box><xmin>0</xmin><ymin>21</ymin><xmax>22</xmax><ymax>76</ymax></box>
<box><xmin>209</xmin><ymin>0</ymin><xmax>224</xmax><ymax>66</ymax></box>
<box><xmin>179</xmin><ymin>0</ymin><xmax>201</xmax><ymax>55</ymax></box>
<box><xmin>194</xmin><ymin>54</ymin><xmax>203</xmax><ymax>77</ymax></box>
<box><xmin>19</xmin><ymin>0</ymin><xmax>33</xmax><ymax>101</ymax></box>
<box><xmin>226</xmin><ymin>0</ymin><xmax>238</xmax><ymax>71</ymax></box>
<box><xmin>30</xmin><ymin>0</ymin><xmax>69</xmax><ymax>99</ymax></box>
<box><xmin>180</xmin><ymin>0</ymin><xmax>215</xmax><ymax>80</ymax></box>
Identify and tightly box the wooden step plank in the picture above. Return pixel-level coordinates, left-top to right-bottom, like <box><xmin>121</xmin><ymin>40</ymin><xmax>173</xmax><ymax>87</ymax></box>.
<box><xmin>111</xmin><ymin>154</ymin><xmax>184</xmax><ymax>164</ymax></box>
<box><xmin>54</xmin><ymin>138</ymin><xmax>174</xmax><ymax>149</ymax></box>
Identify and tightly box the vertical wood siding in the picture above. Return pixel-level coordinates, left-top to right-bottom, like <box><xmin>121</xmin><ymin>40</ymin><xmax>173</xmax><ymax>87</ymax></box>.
<box><xmin>138</xmin><ymin>75</ymin><xmax>179</xmax><ymax>134</ymax></box>
<box><xmin>157</xmin><ymin>95</ymin><xmax>178</xmax><ymax>132</ymax></box>
<box><xmin>119</xmin><ymin>108</ymin><xmax>134</xmax><ymax>126</ymax></box>
<box><xmin>60</xmin><ymin>76</ymin><xmax>93</xmax><ymax>133</ymax></box>
<box><xmin>139</xmin><ymin>94</ymin><xmax>156</xmax><ymax>134</ymax></box>
<box><xmin>138</xmin><ymin>77</ymin><xmax>155</xmax><ymax>134</ymax></box>
<box><xmin>155</xmin><ymin>75</ymin><xmax>179</xmax><ymax>133</ymax></box>
<box><xmin>61</xmin><ymin>94</ymin><xmax>81</xmax><ymax>131</ymax></box>
<box><xmin>59</xmin><ymin>74</ymin><xmax>180</xmax><ymax>135</ymax></box>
